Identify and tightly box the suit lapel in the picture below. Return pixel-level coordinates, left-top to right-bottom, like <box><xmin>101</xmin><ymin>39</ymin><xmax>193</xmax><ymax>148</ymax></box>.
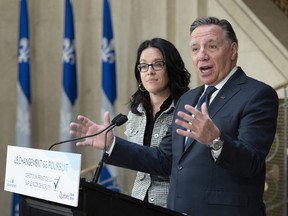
<box><xmin>173</xmin><ymin>87</ymin><xmax>203</xmax><ymax>159</ymax></box>
<box><xmin>209</xmin><ymin>68</ymin><xmax>246</xmax><ymax>118</ymax></box>
<box><xmin>181</xmin><ymin>87</ymin><xmax>204</xmax><ymax>152</ymax></box>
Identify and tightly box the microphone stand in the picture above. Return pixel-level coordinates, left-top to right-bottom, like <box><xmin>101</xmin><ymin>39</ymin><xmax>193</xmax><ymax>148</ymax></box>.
<box><xmin>91</xmin><ymin>114</ymin><xmax>128</xmax><ymax>184</ymax></box>
<box><xmin>91</xmin><ymin>125</ymin><xmax>115</xmax><ymax>184</ymax></box>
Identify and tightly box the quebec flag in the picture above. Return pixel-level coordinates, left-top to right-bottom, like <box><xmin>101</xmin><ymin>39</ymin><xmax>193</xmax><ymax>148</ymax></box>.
<box><xmin>59</xmin><ymin>0</ymin><xmax>78</xmax><ymax>152</ymax></box>
<box><xmin>100</xmin><ymin>0</ymin><xmax>119</xmax><ymax>192</ymax></box>
<box><xmin>13</xmin><ymin>0</ymin><xmax>31</xmax><ymax>215</ymax></box>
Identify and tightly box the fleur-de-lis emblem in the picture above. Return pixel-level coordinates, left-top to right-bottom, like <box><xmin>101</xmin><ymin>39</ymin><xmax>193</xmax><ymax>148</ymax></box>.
<box><xmin>18</xmin><ymin>38</ymin><xmax>30</xmax><ymax>63</ymax></box>
<box><xmin>102</xmin><ymin>37</ymin><xmax>115</xmax><ymax>64</ymax></box>
<box><xmin>62</xmin><ymin>38</ymin><xmax>76</xmax><ymax>64</ymax></box>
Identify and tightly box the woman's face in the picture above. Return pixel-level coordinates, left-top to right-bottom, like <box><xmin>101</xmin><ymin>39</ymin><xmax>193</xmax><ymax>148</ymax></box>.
<box><xmin>139</xmin><ymin>47</ymin><xmax>170</xmax><ymax>97</ymax></box>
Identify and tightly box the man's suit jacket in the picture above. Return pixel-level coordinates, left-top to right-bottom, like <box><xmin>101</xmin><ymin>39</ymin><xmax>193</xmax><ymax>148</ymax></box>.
<box><xmin>108</xmin><ymin>67</ymin><xmax>279</xmax><ymax>216</ymax></box>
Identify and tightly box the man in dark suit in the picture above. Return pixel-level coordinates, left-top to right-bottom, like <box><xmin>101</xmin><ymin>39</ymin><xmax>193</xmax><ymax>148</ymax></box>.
<box><xmin>70</xmin><ymin>17</ymin><xmax>278</xmax><ymax>216</ymax></box>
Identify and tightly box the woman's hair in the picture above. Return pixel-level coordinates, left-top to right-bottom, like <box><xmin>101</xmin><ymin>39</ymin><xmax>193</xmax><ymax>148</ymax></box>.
<box><xmin>129</xmin><ymin>38</ymin><xmax>191</xmax><ymax>115</ymax></box>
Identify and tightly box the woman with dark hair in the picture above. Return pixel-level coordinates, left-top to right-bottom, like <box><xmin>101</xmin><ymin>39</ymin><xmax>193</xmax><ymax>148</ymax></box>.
<box><xmin>125</xmin><ymin>38</ymin><xmax>191</xmax><ymax>207</ymax></box>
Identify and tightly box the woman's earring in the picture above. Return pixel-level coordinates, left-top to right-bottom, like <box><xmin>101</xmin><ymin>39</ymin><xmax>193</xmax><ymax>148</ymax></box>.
<box><xmin>138</xmin><ymin>83</ymin><xmax>146</xmax><ymax>92</ymax></box>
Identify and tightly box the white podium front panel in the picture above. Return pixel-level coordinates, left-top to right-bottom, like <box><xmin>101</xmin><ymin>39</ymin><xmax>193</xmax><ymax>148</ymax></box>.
<box><xmin>4</xmin><ymin>145</ymin><xmax>81</xmax><ymax>207</ymax></box>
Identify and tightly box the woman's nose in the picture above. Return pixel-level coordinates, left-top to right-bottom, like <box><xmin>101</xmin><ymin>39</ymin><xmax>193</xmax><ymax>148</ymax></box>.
<box><xmin>147</xmin><ymin>65</ymin><xmax>156</xmax><ymax>74</ymax></box>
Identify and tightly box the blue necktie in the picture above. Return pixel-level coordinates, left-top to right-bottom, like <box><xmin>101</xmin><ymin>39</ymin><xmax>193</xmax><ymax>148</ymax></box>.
<box><xmin>196</xmin><ymin>86</ymin><xmax>217</xmax><ymax>111</ymax></box>
<box><xmin>185</xmin><ymin>86</ymin><xmax>217</xmax><ymax>146</ymax></box>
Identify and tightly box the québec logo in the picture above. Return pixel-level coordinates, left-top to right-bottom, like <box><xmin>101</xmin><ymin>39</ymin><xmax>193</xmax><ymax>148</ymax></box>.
<box><xmin>6</xmin><ymin>179</ymin><xmax>17</xmax><ymax>188</ymax></box>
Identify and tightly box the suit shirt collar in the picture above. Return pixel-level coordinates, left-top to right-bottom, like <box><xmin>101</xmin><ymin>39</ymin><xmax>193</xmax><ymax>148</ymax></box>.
<box><xmin>204</xmin><ymin>66</ymin><xmax>238</xmax><ymax>103</ymax></box>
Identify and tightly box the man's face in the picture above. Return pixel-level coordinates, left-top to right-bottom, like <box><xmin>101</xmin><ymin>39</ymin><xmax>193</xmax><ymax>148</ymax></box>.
<box><xmin>189</xmin><ymin>24</ymin><xmax>237</xmax><ymax>86</ymax></box>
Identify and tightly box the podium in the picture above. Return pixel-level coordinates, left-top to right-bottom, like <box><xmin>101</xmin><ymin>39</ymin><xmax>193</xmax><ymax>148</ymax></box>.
<box><xmin>19</xmin><ymin>178</ymin><xmax>184</xmax><ymax>216</ymax></box>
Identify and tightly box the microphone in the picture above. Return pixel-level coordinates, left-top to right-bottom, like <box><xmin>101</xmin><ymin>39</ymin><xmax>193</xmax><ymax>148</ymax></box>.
<box><xmin>48</xmin><ymin>113</ymin><xmax>125</xmax><ymax>150</ymax></box>
<box><xmin>91</xmin><ymin>114</ymin><xmax>128</xmax><ymax>184</ymax></box>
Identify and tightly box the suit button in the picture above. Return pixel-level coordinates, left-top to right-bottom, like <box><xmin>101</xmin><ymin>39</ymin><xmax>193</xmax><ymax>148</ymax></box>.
<box><xmin>177</xmin><ymin>165</ymin><xmax>183</xmax><ymax>170</ymax></box>
<box><xmin>154</xmin><ymin>134</ymin><xmax>159</xmax><ymax>138</ymax></box>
